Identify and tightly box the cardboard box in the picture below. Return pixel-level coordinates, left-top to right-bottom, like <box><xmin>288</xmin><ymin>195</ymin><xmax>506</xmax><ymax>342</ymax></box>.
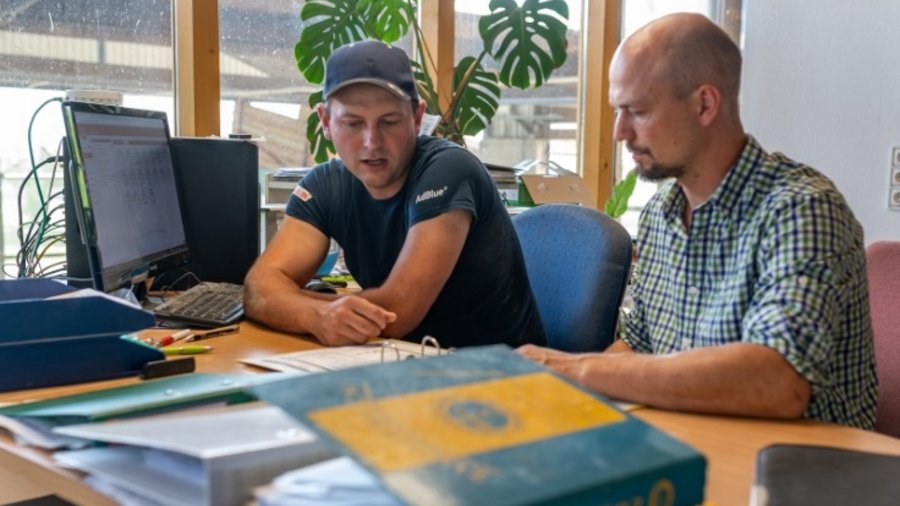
<box><xmin>519</xmin><ymin>168</ymin><xmax>594</xmax><ymax>205</ymax></box>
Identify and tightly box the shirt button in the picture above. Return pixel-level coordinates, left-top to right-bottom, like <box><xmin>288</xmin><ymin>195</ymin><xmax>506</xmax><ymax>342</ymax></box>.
<box><xmin>687</xmin><ymin>286</ymin><xmax>699</xmax><ymax>297</ymax></box>
<box><xmin>798</xmin><ymin>276</ymin><xmax>809</xmax><ymax>287</ymax></box>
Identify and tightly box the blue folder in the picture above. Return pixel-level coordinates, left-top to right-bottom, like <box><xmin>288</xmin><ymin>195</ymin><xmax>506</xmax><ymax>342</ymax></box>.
<box><xmin>0</xmin><ymin>279</ymin><xmax>163</xmax><ymax>392</ymax></box>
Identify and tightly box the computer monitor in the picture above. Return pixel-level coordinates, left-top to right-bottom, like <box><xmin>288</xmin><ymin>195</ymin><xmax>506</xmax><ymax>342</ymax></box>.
<box><xmin>62</xmin><ymin>101</ymin><xmax>190</xmax><ymax>294</ymax></box>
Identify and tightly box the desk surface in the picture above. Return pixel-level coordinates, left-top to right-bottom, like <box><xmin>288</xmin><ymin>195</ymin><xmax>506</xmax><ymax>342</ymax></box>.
<box><xmin>2</xmin><ymin>321</ymin><xmax>899</xmax><ymax>506</ymax></box>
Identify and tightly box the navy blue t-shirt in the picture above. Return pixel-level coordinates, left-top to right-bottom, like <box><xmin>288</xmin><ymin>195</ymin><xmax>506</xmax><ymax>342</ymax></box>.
<box><xmin>285</xmin><ymin>136</ymin><xmax>545</xmax><ymax>348</ymax></box>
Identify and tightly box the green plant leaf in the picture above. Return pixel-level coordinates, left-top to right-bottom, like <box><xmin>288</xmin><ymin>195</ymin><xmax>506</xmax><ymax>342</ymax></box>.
<box><xmin>410</xmin><ymin>60</ymin><xmax>441</xmax><ymax>115</ymax></box>
<box><xmin>605</xmin><ymin>169</ymin><xmax>638</xmax><ymax>219</ymax></box>
<box><xmin>305</xmin><ymin>91</ymin><xmax>334</xmax><ymax>164</ymax></box>
<box><xmin>363</xmin><ymin>0</ymin><xmax>416</xmax><ymax>42</ymax></box>
<box><xmin>479</xmin><ymin>0</ymin><xmax>569</xmax><ymax>89</ymax></box>
<box><xmin>295</xmin><ymin>0</ymin><xmax>372</xmax><ymax>84</ymax></box>
<box><xmin>451</xmin><ymin>56</ymin><xmax>501</xmax><ymax>136</ymax></box>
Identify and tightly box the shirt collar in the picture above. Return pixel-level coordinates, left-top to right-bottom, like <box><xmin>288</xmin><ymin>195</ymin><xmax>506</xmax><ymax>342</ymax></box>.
<box><xmin>659</xmin><ymin>135</ymin><xmax>764</xmax><ymax>222</ymax></box>
<box><xmin>704</xmin><ymin>135</ymin><xmax>764</xmax><ymax>217</ymax></box>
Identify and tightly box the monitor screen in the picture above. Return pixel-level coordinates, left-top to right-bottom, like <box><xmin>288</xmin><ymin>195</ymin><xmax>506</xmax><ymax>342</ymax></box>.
<box><xmin>62</xmin><ymin>101</ymin><xmax>190</xmax><ymax>293</ymax></box>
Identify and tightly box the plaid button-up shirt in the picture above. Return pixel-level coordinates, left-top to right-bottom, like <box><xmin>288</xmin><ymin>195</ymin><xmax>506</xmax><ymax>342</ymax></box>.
<box><xmin>621</xmin><ymin>136</ymin><xmax>878</xmax><ymax>429</ymax></box>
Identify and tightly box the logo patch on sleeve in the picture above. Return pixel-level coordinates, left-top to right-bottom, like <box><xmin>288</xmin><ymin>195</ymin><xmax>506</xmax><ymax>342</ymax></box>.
<box><xmin>293</xmin><ymin>186</ymin><xmax>313</xmax><ymax>202</ymax></box>
<box><xmin>415</xmin><ymin>186</ymin><xmax>448</xmax><ymax>204</ymax></box>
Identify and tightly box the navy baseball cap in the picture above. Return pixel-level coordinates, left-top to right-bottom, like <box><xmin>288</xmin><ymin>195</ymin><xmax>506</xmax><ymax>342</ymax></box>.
<box><xmin>323</xmin><ymin>40</ymin><xmax>419</xmax><ymax>103</ymax></box>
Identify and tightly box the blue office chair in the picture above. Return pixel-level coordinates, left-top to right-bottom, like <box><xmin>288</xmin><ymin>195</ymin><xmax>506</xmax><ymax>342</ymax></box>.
<box><xmin>513</xmin><ymin>204</ymin><xmax>632</xmax><ymax>352</ymax></box>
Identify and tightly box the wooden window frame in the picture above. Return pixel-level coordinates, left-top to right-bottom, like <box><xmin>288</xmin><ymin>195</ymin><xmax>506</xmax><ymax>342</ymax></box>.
<box><xmin>174</xmin><ymin>0</ymin><xmax>220</xmax><ymax>137</ymax></box>
<box><xmin>177</xmin><ymin>0</ymin><xmax>619</xmax><ymax>206</ymax></box>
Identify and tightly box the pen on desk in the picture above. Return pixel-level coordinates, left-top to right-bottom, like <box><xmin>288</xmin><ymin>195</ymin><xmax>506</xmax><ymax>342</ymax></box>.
<box><xmin>161</xmin><ymin>345</ymin><xmax>212</xmax><ymax>356</ymax></box>
<box><xmin>153</xmin><ymin>329</ymin><xmax>191</xmax><ymax>347</ymax></box>
<box><xmin>187</xmin><ymin>324</ymin><xmax>239</xmax><ymax>342</ymax></box>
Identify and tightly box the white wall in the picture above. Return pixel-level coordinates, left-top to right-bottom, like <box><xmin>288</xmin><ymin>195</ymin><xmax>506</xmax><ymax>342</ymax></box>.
<box><xmin>741</xmin><ymin>0</ymin><xmax>900</xmax><ymax>243</ymax></box>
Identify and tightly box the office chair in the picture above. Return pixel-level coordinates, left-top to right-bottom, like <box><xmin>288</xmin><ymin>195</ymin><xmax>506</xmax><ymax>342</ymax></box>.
<box><xmin>512</xmin><ymin>204</ymin><xmax>632</xmax><ymax>352</ymax></box>
<box><xmin>866</xmin><ymin>241</ymin><xmax>900</xmax><ymax>437</ymax></box>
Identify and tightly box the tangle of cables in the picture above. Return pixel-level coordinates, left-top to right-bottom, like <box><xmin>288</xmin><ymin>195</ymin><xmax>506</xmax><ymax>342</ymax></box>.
<box><xmin>8</xmin><ymin>96</ymin><xmax>82</xmax><ymax>280</ymax></box>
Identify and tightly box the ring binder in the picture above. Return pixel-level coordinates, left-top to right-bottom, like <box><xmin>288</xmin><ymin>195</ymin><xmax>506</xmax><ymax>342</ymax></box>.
<box><xmin>421</xmin><ymin>335</ymin><xmax>443</xmax><ymax>356</ymax></box>
<box><xmin>380</xmin><ymin>335</ymin><xmax>450</xmax><ymax>364</ymax></box>
<box><xmin>380</xmin><ymin>341</ymin><xmax>401</xmax><ymax>364</ymax></box>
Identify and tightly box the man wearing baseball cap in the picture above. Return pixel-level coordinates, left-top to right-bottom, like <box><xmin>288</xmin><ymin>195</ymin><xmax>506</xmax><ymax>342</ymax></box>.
<box><xmin>244</xmin><ymin>40</ymin><xmax>545</xmax><ymax>349</ymax></box>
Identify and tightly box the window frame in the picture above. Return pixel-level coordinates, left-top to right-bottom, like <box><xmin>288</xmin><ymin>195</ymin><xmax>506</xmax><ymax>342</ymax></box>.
<box><xmin>181</xmin><ymin>0</ymin><xmax>620</xmax><ymax>205</ymax></box>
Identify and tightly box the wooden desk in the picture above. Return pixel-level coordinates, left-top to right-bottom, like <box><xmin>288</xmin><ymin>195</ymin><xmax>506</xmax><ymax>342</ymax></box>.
<box><xmin>2</xmin><ymin>321</ymin><xmax>899</xmax><ymax>506</ymax></box>
<box><xmin>634</xmin><ymin>409</ymin><xmax>900</xmax><ymax>505</ymax></box>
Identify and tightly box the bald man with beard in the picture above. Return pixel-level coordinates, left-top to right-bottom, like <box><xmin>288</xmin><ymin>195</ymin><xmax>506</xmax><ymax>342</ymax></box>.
<box><xmin>518</xmin><ymin>13</ymin><xmax>877</xmax><ymax>429</ymax></box>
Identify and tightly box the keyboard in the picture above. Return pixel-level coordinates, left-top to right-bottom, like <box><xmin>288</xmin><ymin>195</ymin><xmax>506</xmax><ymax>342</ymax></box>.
<box><xmin>152</xmin><ymin>282</ymin><xmax>244</xmax><ymax>328</ymax></box>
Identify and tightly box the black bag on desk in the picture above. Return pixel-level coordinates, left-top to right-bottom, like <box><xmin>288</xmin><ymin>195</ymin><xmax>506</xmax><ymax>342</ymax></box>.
<box><xmin>0</xmin><ymin>279</ymin><xmax>163</xmax><ymax>392</ymax></box>
<box><xmin>753</xmin><ymin>444</ymin><xmax>900</xmax><ymax>506</ymax></box>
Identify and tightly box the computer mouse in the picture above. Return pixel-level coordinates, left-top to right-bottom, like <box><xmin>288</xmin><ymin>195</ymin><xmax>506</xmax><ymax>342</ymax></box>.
<box><xmin>304</xmin><ymin>280</ymin><xmax>338</xmax><ymax>294</ymax></box>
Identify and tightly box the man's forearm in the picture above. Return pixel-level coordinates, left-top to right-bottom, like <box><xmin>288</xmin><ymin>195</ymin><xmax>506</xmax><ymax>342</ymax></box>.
<box><xmin>537</xmin><ymin>342</ymin><xmax>811</xmax><ymax>419</ymax></box>
<box><xmin>353</xmin><ymin>286</ymin><xmax>424</xmax><ymax>338</ymax></box>
<box><xmin>243</xmin><ymin>266</ymin><xmax>331</xmax><ymax>336</ymax></box>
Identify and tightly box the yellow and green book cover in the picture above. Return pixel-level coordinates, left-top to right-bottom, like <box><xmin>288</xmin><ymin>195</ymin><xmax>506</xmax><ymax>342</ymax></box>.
<box><xmin>252</xmin><ymin>345</ymin><xmax>706</xmax><ymax>506</ymax></box>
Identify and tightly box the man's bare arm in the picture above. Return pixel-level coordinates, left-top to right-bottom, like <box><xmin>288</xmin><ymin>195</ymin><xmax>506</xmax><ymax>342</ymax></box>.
<box><xmin>517</xmin><ymin>342</ymin><xmax>811</xmax><ymax>419</ymax></box>
<box><xmin>243</xmin><ymin>217</ymin><xmax>395</xmax><ymax>346</ymax></box>
<box><xmin>356</xmin><ymin>209</ymin><xmax>473</xmax><ymax>338</ymax></box>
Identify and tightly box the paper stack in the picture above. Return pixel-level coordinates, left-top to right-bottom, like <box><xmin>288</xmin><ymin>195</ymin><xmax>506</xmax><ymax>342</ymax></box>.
<box><xmin>54</xmin><ymin>402</ymin><xmax>333</xmax><ymax>506</ymax></box>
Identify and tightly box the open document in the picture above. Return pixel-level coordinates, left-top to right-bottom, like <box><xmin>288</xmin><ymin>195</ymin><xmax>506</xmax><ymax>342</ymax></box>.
<box><xmin>241</xmin><ymin>338</ymin><xmax>447</xmax><ymax>373</ymax></box>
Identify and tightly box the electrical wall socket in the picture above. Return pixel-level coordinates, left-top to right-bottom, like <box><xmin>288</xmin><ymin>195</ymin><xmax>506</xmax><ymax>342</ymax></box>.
<box><xmin>891</xmin><ymin>187</ymin><xmax>900</xmax><ymax>210</ymax></box>
<box><xmin>893</xmin><ymin>167</ymin><xmax>900</xmax><ymax>186</ymax></box>
<box><xmin>893</xmin><ymin>146</ymin><xmax>900</xmax><ymax>167</ymax></box>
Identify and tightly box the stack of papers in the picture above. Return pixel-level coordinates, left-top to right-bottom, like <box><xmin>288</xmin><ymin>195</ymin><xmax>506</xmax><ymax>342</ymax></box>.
<box><xmin>271</xmin><ymin>167</ymin><xmax>311</xmax><ymax>181</ymax></box>
<box><xmin>54</xmin><ymin>403</ymin><xmax>333</xmax><ymax>506</ymax></box>
<box><xmin>0</xmin><ymin>373</ymin><xmax>277</xmax><ymax>449</ymax></box>
<box><xmin>0</xmin><ymin>373</ymin><xmax>331</xmax><ymax>506</ymax></box>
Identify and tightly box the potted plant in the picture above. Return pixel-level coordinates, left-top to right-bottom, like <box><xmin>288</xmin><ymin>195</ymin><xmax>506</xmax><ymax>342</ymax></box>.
<box><xmin>294</xmin><ymin>0</ymin><xmax>571</xmax><ymax>163</ymax></box>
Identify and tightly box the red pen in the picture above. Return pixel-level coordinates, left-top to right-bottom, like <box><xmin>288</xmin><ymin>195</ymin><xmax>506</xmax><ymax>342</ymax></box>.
<box><xmin>153</xmin><ymin>329</ymin><xmax>191</xmax><ymax>347</ymax></box>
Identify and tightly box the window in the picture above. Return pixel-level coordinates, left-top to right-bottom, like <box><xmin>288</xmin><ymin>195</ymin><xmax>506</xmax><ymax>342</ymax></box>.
<box><xmin>217</xmin><ymin>1</ymin><xmax>309</xmax><ymax>170</ymax></box>
<box><xmin>616</xmin><ymin>0</ymin><xmax>744</xmax><ymax>234</ymax></box>
<box><xmin>0</xmin><ymin>0</ymin><xmax>175</xmax><ymax>278</ymax></box>
<box><xmin>455</xmin><ymin>0</ymin><xmax>583</xmax><ymax>174</ymax></box>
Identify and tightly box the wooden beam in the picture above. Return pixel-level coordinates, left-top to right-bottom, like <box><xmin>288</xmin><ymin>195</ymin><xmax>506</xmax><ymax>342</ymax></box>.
<box><xmin>419</xmin><ymin>0</ymin><xmax>455</xmax><ymax>112</ymax></box>
<box><xmin>578</xmin><ymin>0</ymin><xmax>619</xmax><ymax>209</ymax></box>
<box><xmin>174</xmin><ymin>0</ymin><xmax>220</xmax><ymax>137</ymax></box>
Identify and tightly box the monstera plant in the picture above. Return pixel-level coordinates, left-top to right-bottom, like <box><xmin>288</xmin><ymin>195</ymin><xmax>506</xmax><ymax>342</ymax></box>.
<box><xmin>295</xmin><ymin>0</ymin><xmax>570</xmax><ymax>162</ymax></box>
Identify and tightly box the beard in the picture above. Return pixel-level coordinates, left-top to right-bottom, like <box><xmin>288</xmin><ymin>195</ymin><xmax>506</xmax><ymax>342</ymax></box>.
<box><xmin>628</xmin><ymin>143</ymin><xmax>685</xmax><ymax>181</ymax></box>
<box><xmin>636</xmin><ymin>162</ymin><xmax>685</xmax><ymax>182</ymax></box>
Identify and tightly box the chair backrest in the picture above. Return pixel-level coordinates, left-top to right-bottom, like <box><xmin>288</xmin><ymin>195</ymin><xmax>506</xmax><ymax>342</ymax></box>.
<box><xmin>512</xmin><ymin>204</ymin><xmax>632</xmax><ymax>352</ymax></box>
<box><xmin>866</xmin><ymin>241</ymin><xmax>900</xmax><ymax>437</ymax></box>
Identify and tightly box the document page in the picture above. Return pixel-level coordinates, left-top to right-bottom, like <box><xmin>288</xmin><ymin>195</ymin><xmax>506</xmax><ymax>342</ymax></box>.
<box><xmin>241</xmin><ymin>339</ymin><xmax>445</xmax><ymax>373</ymax></box>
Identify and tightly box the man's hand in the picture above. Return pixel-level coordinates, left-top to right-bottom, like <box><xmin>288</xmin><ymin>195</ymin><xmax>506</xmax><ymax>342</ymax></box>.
<box><xmin>313</xmin><ymin>295</ymin><xmax>397</xmax><ymax>346</ymax></box>
<box><xmin>516</xmin><ymin>344</ymin><xmax>573</xmax><ymax>367</ymax></box>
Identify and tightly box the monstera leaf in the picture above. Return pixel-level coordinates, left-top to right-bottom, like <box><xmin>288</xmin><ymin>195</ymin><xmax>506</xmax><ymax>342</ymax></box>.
<box><xmin>295</xmin><ymin>0</ymin><xmax>413</xmax><ymax>85</ymax></box>
<box><xmin>479</xmin><ymin>0</ymin><xmax>569</xmax><ymax>89</ymax></box>
<box><xmin>410</xmin><ymin>60</ymin><xmax>441</xmax><ymax>115</ymax></box>
<box><xmin>295</xmin><ymin>0</ymin><xmax>569</xmax><ymax>159</ymax></box>
<box><xmin>295</xmin><ymin>0</ymin><xmax>367</xmax><ymax>84</ymax></box>
<box><xmin>362</xmin><ymin>0</ymin><xmax>417</xmax><ymax>42</ymax></box>
<box><xmin>306</xmin><ymin>91</ymin><xmax>334</xmax><ymax>164</ymax></box>
<box><xmin>451</xmin><ymin>56</ymin><xmax>500</xmax><ymax>136</ymax></box>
